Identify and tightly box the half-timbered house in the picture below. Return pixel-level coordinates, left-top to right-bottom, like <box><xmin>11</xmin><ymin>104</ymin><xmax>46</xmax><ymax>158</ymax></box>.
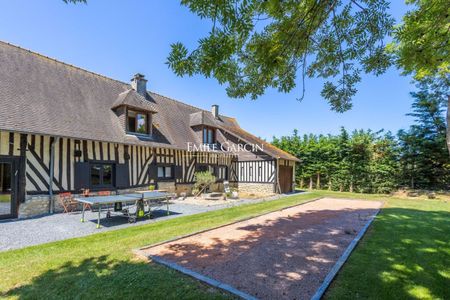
<box><xmin>0</xmin><ymin>41</ymin><xmax>299</xmax><ymax>218</ymax></box>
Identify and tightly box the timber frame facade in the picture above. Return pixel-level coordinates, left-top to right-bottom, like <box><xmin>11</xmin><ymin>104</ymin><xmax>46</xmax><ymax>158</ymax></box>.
<box><xmin>0</xmin><ymin>41</ymin><xmax>299</xmax><ymax>218</ymax></box>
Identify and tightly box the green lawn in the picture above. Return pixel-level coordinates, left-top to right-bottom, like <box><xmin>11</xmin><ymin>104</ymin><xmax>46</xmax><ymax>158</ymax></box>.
<box><xmin>322</xmin><ymin>191</ymin><xmax>450</xmax><ymax>300</ymax></box>
<box><xmin>0</xmin><ymin>193</ymin><xmax>10</xmax><ymax>202</ymax></box>
<box><xmin>0</xmin><ymin>191</ymin><xmax>448</xmax><ymax>300</ymax></box>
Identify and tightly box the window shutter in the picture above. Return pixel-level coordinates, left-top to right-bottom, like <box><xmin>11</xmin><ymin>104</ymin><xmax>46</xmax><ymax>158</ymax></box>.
<box><xmin>148</xmin><ymin>165</ymin><xmax>158</xmax><ymax>180</ymax></box>
<box><xmin>174</xmin><ymin>166</ymin><xmax>182</xmax><ymax>180</ymax></box>
<box><xmin>115</xmin><ymin>163</ymin><xmax>130</xmax><ymax>188</ymax></box>
<box><xmin>74</xmin><ymin>162</ymin><xmax>90</xmax><ymax>191</ymax></box>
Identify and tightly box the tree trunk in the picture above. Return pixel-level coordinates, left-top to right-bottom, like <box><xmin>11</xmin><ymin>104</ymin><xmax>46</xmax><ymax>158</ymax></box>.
<box><xmin>447</xmin><ymin>95</ymin><xmax>450</xmax><ymax>155</ymax></box>
<box><xmin>349</xmin><ymin>181</ymin><xmax>354</xmax><ymax>193</ymax></box>
<box><xmin>316</xmin><ymin>173</ymin><xmax>321</xmax><ymax>190</ymax></box>
<box><xmin>339</xmin><ymin>185</ymin><xmax>343</xmax><ymax>192</ymax></box>
<box><xmin>328</xmin><ymin>177</ymin><xmax>332</xmax><ymax>190</ymax></box>
<box><xmin>300</xmin><ymin>178</ymin><xmax>304</xmax><ymax>189</ymax></box>
<box><xmin>309</xmin><ymin>177</ymin><xmax>313</xmax><ymax>190</ymax></box>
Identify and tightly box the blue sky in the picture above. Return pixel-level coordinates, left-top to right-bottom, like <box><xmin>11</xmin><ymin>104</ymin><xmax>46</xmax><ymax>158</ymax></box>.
<box><xmin>0</xmin><ymin>0</ymin><xmax>414</xmax><ymax>140</ymax></box>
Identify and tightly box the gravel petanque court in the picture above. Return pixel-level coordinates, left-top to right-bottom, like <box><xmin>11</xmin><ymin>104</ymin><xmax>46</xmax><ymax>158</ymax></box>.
<box><xmin>142</xmin><ymin>197</ymin><xmax>382</xmax><ymax>300</ymax></box>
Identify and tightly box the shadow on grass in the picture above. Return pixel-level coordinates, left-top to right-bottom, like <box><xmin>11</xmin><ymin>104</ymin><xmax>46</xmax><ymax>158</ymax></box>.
<box><xmin>88</xmin><ymin>209</ymin><xmax>181</xmax><ymax>228</ymax></box>
<box><xmin>3</xmin><ymin>255</ymin><xmax>227</xmax><ymax>300</ymax></box>
<box><xmin>326</xmin><ymin>207</ymin><xmax>450</xmax><ymax>300</ymax></box>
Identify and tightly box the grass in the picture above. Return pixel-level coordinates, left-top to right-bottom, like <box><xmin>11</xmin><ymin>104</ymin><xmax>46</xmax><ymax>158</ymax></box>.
<box><xmin>0</xmin><ymin>192</ymin><xmax>319</xmax><ymax>299</ymax></box>
<box><xmin>0</xmin><ymin>194</ymin><xmax>10</xmax><ymax>202</ymax></box>
<box><xmin>0</xmin><ymin>191</ymin><xmax>448</xmax><ymax>300</ymax></box>
<box><xmin>319</xmin><ymin>191</ymin><xmax>450</xmax><ymax>300</ymax></box>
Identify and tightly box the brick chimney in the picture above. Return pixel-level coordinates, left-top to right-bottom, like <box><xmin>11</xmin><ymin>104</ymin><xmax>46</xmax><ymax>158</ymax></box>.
<box><xmin>212</xmin><ymin>104</ymin><xmax>219</xmax><ymax>119</ymax></box>
<box><xmin>131</xmin><ymin>73</ymin><xmax>147</xmax><ymax>96</ymax></box>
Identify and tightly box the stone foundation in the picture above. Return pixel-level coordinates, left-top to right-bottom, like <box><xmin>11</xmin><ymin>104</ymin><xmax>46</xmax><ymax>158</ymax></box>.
<box><xmin>156</xmin><ymin>181</ymin><xmax>176</xmax><ymax>193</ymax></box>
<box><xmin>18</xmin><ymin>193</ymin><xmax>80</xmax><ymax>218</ymax></box>
<box><xmin>175</xmin><ymin>183</ymin><xmax>194</xmax><ymax>196</ymax></box>
<box><xmin>238</xmin><ymin>182</ymin><xmax>275</xmax><ymax>196</ymax></box>
<box><xmin>209</xmin><ymin>182</ymin><xmax>224</xmax><ymax>193</ymax></box>
<box><xmin>18</xmin><ymin>195</ymin><xmax>50</xmax><ymax>218</ymax></box>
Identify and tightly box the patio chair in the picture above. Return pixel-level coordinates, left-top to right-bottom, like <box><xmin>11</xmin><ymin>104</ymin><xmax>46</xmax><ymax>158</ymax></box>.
<box><xmin>58</xmin><ymin>192</ymin><xmax>78</xmax><ymax>213</ymax></box>
<box><xmin>81</xmin><ymin>189</ymin><xmax>92</xmax><ymax>211</ymax></box>
<box><xmin>97</xmin><ymin>191</ymin><xmax>112</xmax><ymax>196</ymax></box>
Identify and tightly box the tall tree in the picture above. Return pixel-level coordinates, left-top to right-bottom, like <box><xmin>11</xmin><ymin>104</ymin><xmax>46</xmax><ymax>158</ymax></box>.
<box><xmin>398</xmin><ymin>82</ymin><xmax>450</xmax><ymax>189</ymax></box>
<box><xmin>370</xmin><ymin>131</ymin><xmax>399</xmax><ymax>193</ymax></box>
<box><xmin>389</xmin><ymin>0</ymin><xmax>450</xmax><ymax>153</ymax></box>
<box><xmin>167</xmin><ymin>0</ymin><xmax>394</xmax><ymax>112</ymax></box>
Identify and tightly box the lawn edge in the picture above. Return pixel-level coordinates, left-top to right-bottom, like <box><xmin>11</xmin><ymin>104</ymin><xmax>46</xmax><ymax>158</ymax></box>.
<box><xmin>311</xmin><ymin>203</ymin><xmax>384</xmax><ymax>300</ymax></box>
<box><xmin>150</xmin><ymin>255</ymin><xmax>258</xmax><ymax>300</ymax></box>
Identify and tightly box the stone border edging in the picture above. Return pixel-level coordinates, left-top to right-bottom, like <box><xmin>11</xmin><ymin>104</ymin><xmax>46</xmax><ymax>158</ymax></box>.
<box><xmin>310</xmin><ymin>205</ymin><xmax>383</xmax><ymax>300</ymax></box>
<box><xmin>151</xmin><ymin>255</ymin><xmax>258</xmax><ymax>300</ymax></box>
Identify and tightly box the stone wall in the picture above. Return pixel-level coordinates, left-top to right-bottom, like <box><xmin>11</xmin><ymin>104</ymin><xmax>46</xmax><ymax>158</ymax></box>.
<box><xmin>156</xmin><ymin>181</ymin><xmax>176</xmax><ymax>193</ymax></box>
<box><xmin>175</xmin><ymin>183</ymin><xmax>194</xmax><ymax>196</ymax></box>
<box><xmin>209</xmin><ymin>182</ymin><xmax>224</xmax><ymax>193</ymax></box>
<box><xmin>237</xmin><ymin>182</ymin><xmax>274</xmax><ymax>196</ymax></box>
<box><xmin>18</xmin><ymin>193</ymin><xmax>81</xmax><ymax>218</ymax></box>
<box><xmin>18</xmin><ymin>195</ymin><xmax>50</xmax><ymax>218</ymax></box>
<box><xmin>174</xmin><ymin>182</ymin><xmax>229</xmax><ymax>196</ymax></box>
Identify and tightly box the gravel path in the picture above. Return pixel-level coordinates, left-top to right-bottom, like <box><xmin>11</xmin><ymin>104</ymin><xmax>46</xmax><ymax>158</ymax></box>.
<box><xmin>143</xmin><ymin>197</ymin><xmax>382</xmax><ymax>300</ymax></box>
<box><xmin>0</xmin><ymin>193</ymin><xmax>300</xmax><ymax>252</ymax></box>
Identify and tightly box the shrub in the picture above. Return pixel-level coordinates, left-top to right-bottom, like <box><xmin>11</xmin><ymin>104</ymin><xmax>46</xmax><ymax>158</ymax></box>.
<box><xmin>193</xmin><ymin>171</ymin><xmax>216</xmax><ymax>194</ymax></box>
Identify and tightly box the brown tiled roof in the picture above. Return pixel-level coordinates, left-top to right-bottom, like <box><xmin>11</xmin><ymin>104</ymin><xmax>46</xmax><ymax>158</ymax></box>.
<box><xmin>0</xmin><ymin>40</ymin><xmax>298</xmax><ymax>161</ymax></box>
<box><xmin>217</xmin><ymin>117</ymin><xmax>300</xmax><ymax>161</ymax></box>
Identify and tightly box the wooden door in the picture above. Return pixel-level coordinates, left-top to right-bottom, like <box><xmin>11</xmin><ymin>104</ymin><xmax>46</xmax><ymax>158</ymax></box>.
<box><xmin>0</xmin><ymin>157</ymin><xmax>18</xmax><ymax>219</ymax></box>
<box><xmin>279</xmin><ymin>165</ymin><xmax>293</xmax><ymax>193</ymax></box>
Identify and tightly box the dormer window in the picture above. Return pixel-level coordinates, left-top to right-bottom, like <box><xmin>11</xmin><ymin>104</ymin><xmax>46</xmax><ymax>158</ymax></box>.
<box><xmin>203</xmin><ymin>126</ymin><xmax>215</xmax><ymax>144</ymax></box>
<box><xmin>127</xmin><ymin>109</ymin><xmax>150</xmax><ymax>135</ymax></box>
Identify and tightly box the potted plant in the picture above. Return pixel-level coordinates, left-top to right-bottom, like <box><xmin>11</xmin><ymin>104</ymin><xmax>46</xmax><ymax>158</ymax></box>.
<box><xmin>230</xmin><ymin>188</ymin><xmax>239</xmax><ymax>199</ymax></box>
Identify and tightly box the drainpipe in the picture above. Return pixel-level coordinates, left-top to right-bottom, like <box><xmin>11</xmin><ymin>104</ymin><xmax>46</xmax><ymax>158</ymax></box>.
<box><xmin>49</xmin><ymin>137</ymin><xmax>59</xmax><ymax>214</ymax></box>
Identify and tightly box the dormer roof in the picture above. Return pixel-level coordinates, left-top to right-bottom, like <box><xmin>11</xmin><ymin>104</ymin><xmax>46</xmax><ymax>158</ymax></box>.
<box><xmin>189</xmin><ymin>111</ymin><xmax>218</xmax><ymax>128</ymax></box>
<box><xmin>111</xmin><ymin>89</ymin><xmax>158</xmax><ymax>113</ymax></box>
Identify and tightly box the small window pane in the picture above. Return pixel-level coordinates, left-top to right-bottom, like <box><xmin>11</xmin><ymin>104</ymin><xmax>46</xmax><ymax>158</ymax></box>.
<box><xmin>128</xmin><ymin>110</ymin><xmax>148</xmax><ymax>134</ymax></box>
<box><xmin>165</xmin><ymin>166</ymin><xmax>172</xmax><ymax>178</ymax></box>
<box><xmin>208</xmin><ymin>129</ymin><xmax>214</xmax><ymax>144</ymax></box>
<box><xmin>103</xmin><ymin>165</ymin><xmax>112</xmax><ymax>185</ymax></box>
<box><xmin>91</xmin><ymin>165</ymin><xmax>101</xmax><ymax>186</ymax></box>
<box><xmin>157</xmin><ymin>167</ymin><xmax>164</xmax><ymax>178</ymax></box>
<box><xmin>136</xmin><ymin>113</ymin><xmax>147</xmax><ymax>134</ymax></box>
<box><xmin>203</xmin><ymin>128</ymin><xmax>207</xmax><ymax>144</ymax></box>
<box><xmin>197</xmin><ymin>165</ymin><xmax>208</xmax><ymax>172</ymax></box>
<box><xmin>128</xmin><ymin>110</ymin><xmax>137</xmax><ymax>132</ymax></box>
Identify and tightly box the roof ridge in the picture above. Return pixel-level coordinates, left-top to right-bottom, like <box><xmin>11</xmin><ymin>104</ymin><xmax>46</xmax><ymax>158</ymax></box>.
<box><xmin>150</xmin><ymin>91</ymin><xmax>211</xmax><ymax>113</ymax></box>
<box><xmin>149</xmin><ymin>91</ymin><xmax>233</xmax><ymax>119</ymax></box>
<box><xmin>222</xmin><ymin>123</ymin><xmax>299</xmax><ymax>160</ymax></box>
<box><xmin>0</xmin><ymin>40</ymin><xmax>128</xmax><ymax>86</ymax></box>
